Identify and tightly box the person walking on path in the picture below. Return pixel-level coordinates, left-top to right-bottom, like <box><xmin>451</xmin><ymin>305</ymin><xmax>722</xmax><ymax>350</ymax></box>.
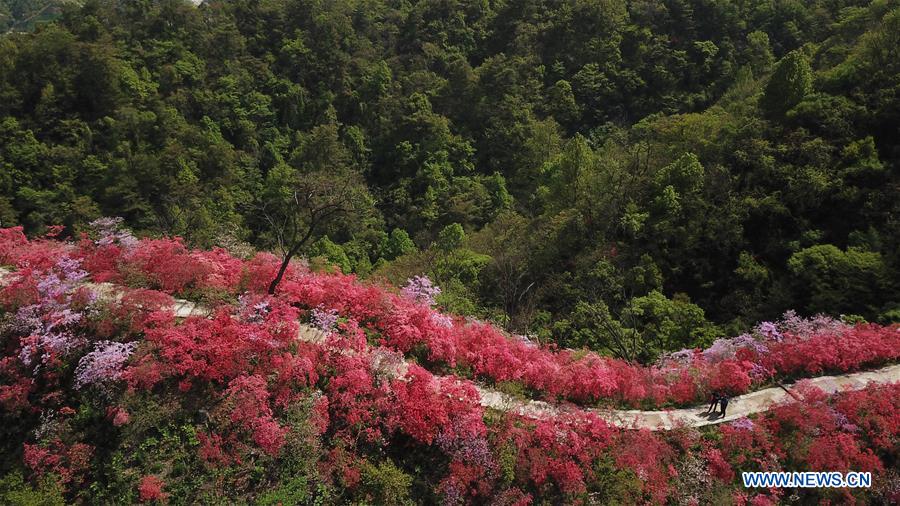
<box><xmin>719</xmin><ymin>394</ymin><xmax>730</xmax><ymax>419</ymax></box>
<box><xmin>705</xmin><ymin>392</ymin><xmax>720</xmax><ymax>416</ymax></box>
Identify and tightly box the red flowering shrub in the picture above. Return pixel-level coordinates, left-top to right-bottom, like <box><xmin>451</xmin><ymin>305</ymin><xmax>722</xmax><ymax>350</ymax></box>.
<box><xmin>197</xmin><ymin>432</ymin><xmax>231</xmax><ymax>467</ymax></box>
<box><xmin>381</xmin><ymin>302</ymin><xmax>454</xmax><ymax>359</ymax></box>
<box><xmin>138</xmin><ymin>475</ymin><xmax>168</xmax><ymax>502</ymax></box>
<box><xmin>704</xmin><ymin>448</ymin><xmax>735</xmax><ymax>482</ymax></box>
<box><xmin>107</xmin><ymin>406</ymin><xmax>130</xmax><ymax>426</ymax></box>
<box><xmin>719</xmin><ymin>420</ymin><xmax>782</xmax><ymax>472</ymax></box>
<box><xmin>224</xmin><ymin>375</ymin><xmax>288</xmax><ymax>456</ymax></box>
<box><xmin>324</xmin><ymin>354</ymin><xmax>391</xmax><ymax>443</ymax></box>
<box><xmin>0</xmin><ymin>374</ymin><xmax>32</xmax><ymax>412</ymax></box>
<box><xmin>669</xmin><ymin>368</ymin><xmax>699</xmax><ymax>404</ymax></box>
<box><xmin>558</xmin><ymin>353</ymin><xmax>620</xmax><ymax>402</ymax></box>
<box><xmin>438</xmin><ymin>460</ymin><xmax>492</xmax><ymax>504</ymax></box>
<box><xmin>118</xmin><ymin>238</ymin><xmax>213</xmax><ymax>294</ymax></box>
<box><xmin>269</xmin><ymin>346</ymin><xmax>321</xmax><ymax>408</ymax></box>
<box><xmin>75</xmin><ymin>239</ymin><xmax>125</xmax><ymax>283</ymax></box>
<box><xmin>611</xmin><ymin>429</ymin><xmax>675</xmax><ymax>503</ymax></box>
<box><xmin>487</xmin><ymin>411</ymin><xmax>614</xmax><ymax>499</ymax></box>
<box><xmin>721</xmin><ymin>382</ymin><xmax>897</xmax><ymax>489</ymax></box>
<box><xmin>191</xmin><ymin>248</ymin><xmax>245</xmax><ymax>292</ymax></box>
<box><xmin>136</xmin><ymin>302</ymin><xmax>298</xmax><ymax>386</ymax></box>
<box><xmin>805</xmin><ymin>433</ymin><xmax>883</xmax><ymax>473</ymax></box>
<box><xmin>388</xmin><ymin>365</ymin><xmax>484</xmax><ymax>445</ymax></box>
<box><xmin>279</xmin><ymin>271</ymin><xmax>390</xmax><ymax>322</ymax></box>
<box><xmin>0</xmin><ymin>266</ymin><xmax>40</xmax><ymax>308</ymax></box>
<box><xmin>312</xmin><ymin>395</ymin><xmax>331</xmax><ymax>434</ymax></box>
<box><xmin>707</xmin><ymin>360</ymin><xmax>754</xmax><ymax>395</ymax></box>
<box><xmin>23</xmin><ymin>440</ymin><xmax>94</xmax><ymax>489</ymax></box>
<box><xmin>834</xmin><ymin>383</ymin><xmax>900</xmax><ymax>451</ymax></box>
<box><xmin>762</xmin><ymin>324</ymin><xmax>900</xmax><ymax>377</ymax></box>
<box><xmin>0</xmin><ymin>226</ymin><xmax>28</xmax><ymax>263</ymax></box>
<box><xmin>240</xmin><ymin>252</ymin><xmax>289</xmax><ymax>293</ymax></box>
<box><xmin>0</xmin><ymin>350</ymin><xmax>32</xmax><ymax>415</ymax></box>
<box><xmin>92</xmin><ymin>288</ymin><xmax>175</xmax><ymax>338</ymax></box>
<box><xmin>0</xmin><ymin>227</ymin><xmax>71</xmax><ymax>269</ymax></box>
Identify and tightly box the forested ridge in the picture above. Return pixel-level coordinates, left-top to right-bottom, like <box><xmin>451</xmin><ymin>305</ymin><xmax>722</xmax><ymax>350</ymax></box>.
<box><xmin>2</xmin><ymin>0</ymin><xmax>899</xmax><ymax>362</ymax></box>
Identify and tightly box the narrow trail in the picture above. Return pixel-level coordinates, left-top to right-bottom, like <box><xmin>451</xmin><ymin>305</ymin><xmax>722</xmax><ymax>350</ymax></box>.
<box><xmin>3</xmin><ymin>267</ymin><xmax>898</xmax><ymax>431</ymax></box>
<box><xmin>472</xmin><ymin>364</ymin><xmax>900</xmax><ymax>429</ymax></box>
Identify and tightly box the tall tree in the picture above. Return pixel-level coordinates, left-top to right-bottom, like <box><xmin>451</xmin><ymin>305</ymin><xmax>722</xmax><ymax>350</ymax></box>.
<box><xmin>760</xmin><ymin>49</ymin><xmax>812</xmax><ymax>119</ymax></box>
<box><xmin>260</xmin><ymin>165</ymin><xmax>370</xmax><ymax>294</ymax></box>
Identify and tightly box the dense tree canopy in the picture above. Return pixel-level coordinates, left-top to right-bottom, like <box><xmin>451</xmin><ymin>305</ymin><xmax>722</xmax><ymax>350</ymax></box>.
<box><xmin>2</xmin><ymin>0</ymin><xmax>899</xmax><ymax>359</ymax></box>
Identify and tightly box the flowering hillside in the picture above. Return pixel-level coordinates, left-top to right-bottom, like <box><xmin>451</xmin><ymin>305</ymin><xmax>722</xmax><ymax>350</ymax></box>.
<box><xmin>1</xmin><ymin>226</ymin><xmax>899</xmax><ymax>504</ymax></box>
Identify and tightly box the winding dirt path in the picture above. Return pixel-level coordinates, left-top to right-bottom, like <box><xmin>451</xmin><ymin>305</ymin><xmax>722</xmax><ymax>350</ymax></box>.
<box><xmin>2</xmin><ymin>267</ymin><xmax>897</xmax><ymax>431</ymax></box>
<box><xmin>471</xmin><ymin>364</ymin><xmax>900</xmax><ymax>429</ymax></box>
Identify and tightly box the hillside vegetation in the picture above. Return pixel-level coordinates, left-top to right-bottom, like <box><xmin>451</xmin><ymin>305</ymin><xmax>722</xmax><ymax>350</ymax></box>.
<box><xmin>1</xmin><ymin>227</ymin><xmax>899</xmax><ymax>504</ymax></box>
<box><xmin>1</xmin><ymin>0</ymin><xmax>899</xmax><ymax>364</ymax></box>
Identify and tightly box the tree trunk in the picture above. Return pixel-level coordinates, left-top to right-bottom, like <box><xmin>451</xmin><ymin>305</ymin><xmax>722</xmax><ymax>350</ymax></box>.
<box><xmin>267</xmin><ymin>254</ymin><xmax>292</xmax><ymax>295</ymax></box>
<box><xmin>267</xmin><ymin>224</ymin><xmax>316</xmax><ymax>295</ymax></box>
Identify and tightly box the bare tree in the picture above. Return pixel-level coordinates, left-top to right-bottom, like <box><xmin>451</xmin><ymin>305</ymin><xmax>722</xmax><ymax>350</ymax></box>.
<box><xmin>472</xmin><ymin>212</ymin><xmax>537</xmax><ymax>332</ymax></box>
<box><xmin>152</xmin><ymin>196</ymin><xmax>189</xmax><ymax>236</ymax></box>
<box><xmin>261</xmin><ymin>171</ymin><xmax>367</xmax><ymax>294</ymax></box>
<box><xmin>598</xmin><ymin>288</ymin><xmax>646</xmax><ymax>362</ymax></box>
<box><xmin>598</xmin><ymin>309</ymin><xmax>643</xmax><ymax>362</ymax></box>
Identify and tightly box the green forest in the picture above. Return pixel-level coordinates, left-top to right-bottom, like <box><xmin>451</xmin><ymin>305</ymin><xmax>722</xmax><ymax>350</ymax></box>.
<box><xmin>2</xmin><ymin>0</ymin><xmax>899</xmax><ymax>361</ymax></box>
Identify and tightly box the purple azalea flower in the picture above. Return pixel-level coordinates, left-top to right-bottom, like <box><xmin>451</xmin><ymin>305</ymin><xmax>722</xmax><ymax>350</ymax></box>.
<box><xmin>310</xmin><ymin>306</ymin><xmax>339</xmax><ymax>331</ymax></box>
<box><xmin>401</xmin><ymin>275</ymin><xmax>442</xmax><ymax>307</ymax></box>
<box><xmin>74</xmin><ymin>341</ymin><xmax>138</xmax><ymax>389</ymax></box>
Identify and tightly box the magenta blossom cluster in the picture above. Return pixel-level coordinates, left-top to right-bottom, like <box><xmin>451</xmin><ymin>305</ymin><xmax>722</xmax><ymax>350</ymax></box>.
<box><xmin>430</xmin><ymin>312</ymin><xmax>454</xmax><ymax>329</ymax></box>
<box><xmin>401</xmin><ymin>275</ymin><xmax>441</xmax><ymax>307</ymax></box>
<box><xmin>310</xmin><ymin>306</ymin><xmax>340</xmax><ymax>331</ymax></box>
<box><xmin>754</xmin><ymin>321</ymin><xmax>782</xmax><ymax>341</ymax></box>
<box><xmin>666</xmin><ymin>310</ymin><xmax>849</xmax><ymax>369</ymax></box>
<box><xmin>87</xmin><ymin>217</ymin><xmax>138</xmax><ymax>249</ymax></box>
<box><xmin>16</xmin><ymin>257</ymin><xmax>93</xmax><ymax>369</ymax></box>
<box><xmin>74</xmin><ymin>341</ymin><xmax>138</xmax><ymax>389</ymax></box>
<box><xmin>702</xmin><ymin>334</ymin><xmax>768</xmax><ymax>364</ymax></box>
<box><xmin>237</xmin><ymin>294</ymin><xmax>271</xmax><ymax>323</ymax></box>
<box><xmin>729</xmin><ymin>417</ymin><xmax>754</xmax><ymax>431</ymax></box>
<box><xmin>777</xmin><ymin>310</ymin><xmax>849</xmax><ymax>339</ymax></box>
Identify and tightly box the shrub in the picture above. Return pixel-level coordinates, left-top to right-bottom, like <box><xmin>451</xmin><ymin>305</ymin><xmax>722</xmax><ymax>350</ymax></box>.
<box><xmin>137</xmin><ymin>476</ymin><xmax>167</xmax><ymax>503</ymax></box>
